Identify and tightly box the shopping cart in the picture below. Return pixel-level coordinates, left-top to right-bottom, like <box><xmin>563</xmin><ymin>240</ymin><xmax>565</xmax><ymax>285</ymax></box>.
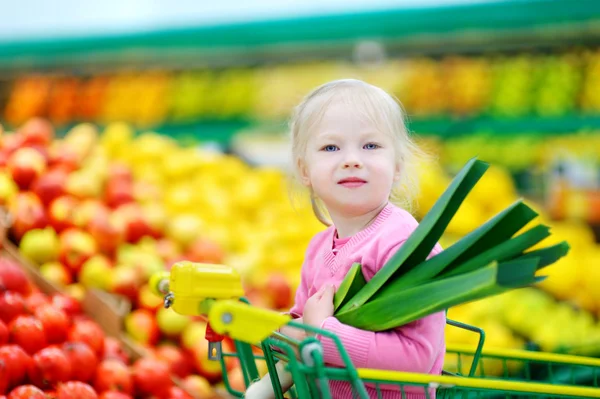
<box><xmin>150</xmin><ymin>262</ymin><xmax>600</xmax><ymax>398</ymax></box>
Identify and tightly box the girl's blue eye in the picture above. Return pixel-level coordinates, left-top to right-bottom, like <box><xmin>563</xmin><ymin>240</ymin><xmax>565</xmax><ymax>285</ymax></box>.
<box><xmin>323</xmin><ymin>145</ymin><xmax>339</xmax><ymax>152</ymax></box>
<box><xmin>364</xmin><ymin>143</ymin><xmax>380</xmax><ymax>150</ymax></box>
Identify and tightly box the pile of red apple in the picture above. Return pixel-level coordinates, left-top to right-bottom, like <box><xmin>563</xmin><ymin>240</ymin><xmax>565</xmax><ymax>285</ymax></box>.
<box><xmin>0</xmin><ymin>118</ymin><xmax>246</xmax><ymax>391</ymax></box>
<box><xmin>0</xmin><ymin>255</ymin><xmax>221</xmax><ymax>399</ymax></box>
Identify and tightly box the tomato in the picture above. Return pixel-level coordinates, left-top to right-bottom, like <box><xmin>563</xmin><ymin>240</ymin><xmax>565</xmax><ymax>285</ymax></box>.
<box><xmin>0</xmin><ymin>321</ymin><xmax>8</xmax><ymax>346</ymax></box>
<box><xmin>93</xmin><ymin>360</ymin><xmax>133</xmax><ymax>395</ymax></box>
<box><xmin>131</xmin><ymin>358</ymin><xmax>171</xmax><ymax>398</ymax></box>
<box><xmin>102</xmin><ymin>337</ymin><xmax>129</xmax><ymax>364</ymax></box>
<box><xmin>56</xmin><ymin>381</ymin><xmax>98</xmax><ymax>399</ymax></box>
<box><xmin>8</xmin><ymin>315</ymin><xmax>47</xmax><ymax>355</ymax></box>
<box><xmin>68</xmin><ymin>320</ymin><xmax>104</xmax><ymax>357</ymax></box>
<box><xmin>0</xmin><ymin>345</ymin><xmax>32</xmax><ymax>388</ymax></box>
<box><xmin>62</xmin><ymin>342</ymin><xmax>98</xmax><ymax>383</ymax></box>
<box><xmin>29</xmin><ymin>346</ymin><xmax>72</xmax><ymax>389</ymax></box>
<box><xmin>166</xmin><ymin>386</ymin><xmax>193</xmax><ymax>399</ymax></box>
<box><xmin>0</xmin><ymin>292</ymin><xmax>25</xmax><ymax>324</ymax></box>
<box><xmin>154</xmin><ymin>344</ymin><xmax>193</xmax><ymax>379</ymax></box>
<box><xmin>98</xmin><ymin>392</ymin><xmax>133</xmax><ymax>399</ymax></box>
<box><xmin>25</xmin><ymin>292</ymin><xmax>50</xmax><ymax>314</ymax></box>
<box><xmin>7</xmin><ymin>385</ymin><xmax>46</xmax><ymax>399</ymax></box>
<box><xmin>0</xmin><ymin>260</ymin><xmax>31</xmax><ymax>296</ymax></box>
<box><xmin>50</xmin><ymin>294</ymin><xmax>81</xmax><ymax>318</ymax></box>
<box><xmin>35</xmin><ymin>305</ymin><xmax>69</xmax><ymax>344</ymax></box>
<box><xmin>0</xmin><ymin>358</ymin><xmax>8</xmax><ymax>395</ymax></box>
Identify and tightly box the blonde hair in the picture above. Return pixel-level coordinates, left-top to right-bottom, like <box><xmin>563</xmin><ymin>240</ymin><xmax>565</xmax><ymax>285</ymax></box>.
<box><xmin>290</xmin><ymin>79</ymin><xmax>427</xmax><ymax>226</ymax></box>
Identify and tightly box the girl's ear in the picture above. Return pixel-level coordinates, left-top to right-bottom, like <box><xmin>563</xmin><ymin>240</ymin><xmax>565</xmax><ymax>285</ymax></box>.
<box><xmin>297</xmin><ymin>158</ymin><xmax>311</xmax><ymax>187</ymax></box>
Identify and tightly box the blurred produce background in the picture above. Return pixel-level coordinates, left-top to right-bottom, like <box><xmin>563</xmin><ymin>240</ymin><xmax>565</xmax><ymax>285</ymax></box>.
<box><xmin>1</xmin><ymin>0</ymin><xmax>600</xmax><ymax>397</ymax></box>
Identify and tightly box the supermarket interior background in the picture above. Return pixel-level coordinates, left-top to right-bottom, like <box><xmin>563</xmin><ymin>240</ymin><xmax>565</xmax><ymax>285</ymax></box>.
<box><xmin>1</xmin><ymin>0</ymin><xmax>600</xmax><ymax>398</ymax></box>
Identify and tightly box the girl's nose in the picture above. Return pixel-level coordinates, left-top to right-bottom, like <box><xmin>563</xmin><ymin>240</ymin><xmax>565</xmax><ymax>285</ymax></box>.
<box><xmin>343</xmin><ymin>157</ymin><xmax>363</xmax><ymax>169</ymax></box>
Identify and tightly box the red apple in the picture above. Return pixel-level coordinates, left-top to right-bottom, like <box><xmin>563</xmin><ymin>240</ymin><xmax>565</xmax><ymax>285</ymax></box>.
<box><xmin>93</xmin><ymin>360</ymin><xmax>133</xmax><ymax>395</ymax></box>
<box><xmin>188</xmin><ymin>341</ymin><xmax>225</xmax><ymax>383</ymax></box>
<box><xmin>124</xmin><ymin>309</ymin><xmax>159</xmax><ymax>346</ymax></box>
<box><xmin>104</xmin><ymin>181</ymin><xmax>134</xmax><ymax>209</ymax></box>
<box><xmin>227</xmin><ymin>366</ymin><xmax>247</xmax><ymax>393</ymax></box>
<box><xmin>18</xmin><ymin>117</ymin><xmax>54</xmax><ymax>147</ymax></box>
<box><xmin>181</xmin><ymin>375</ymin><xmax>214</xmax><ymax>399</ymax></box>
<box><xmin>107</xmin><ymin>163</ymin><xmax>132</xmax><ymax>184</ymax></box>
<box><xmin>31</xmin><ymin>169</ymin><xmax>68</xmax><ymax>206</ymax></box>
<box><xmin>0</xmin><ymin>291</ymin><xmax>25</xmax><ymax>324</ymax></box>
<box><xmin>8</xmin><ymin>192</ymin><xmax>48</xmax><ymax>242</ymax></box>
<box><xmin>73</xmin><ymin>200</ymin><xmax>109</xmax><ymax>229</ymax></box>
<box><xmin>58</xmin><ymin>228</ymin><xmax>98</xmax><ymax>274</ymax></box>
<box><xmin>28</xmin><ymin>346</ymin><xmax>72</xmax><ymax>389</ymax></box>
<box><xmin>48</xmin><ymin>196</ymin><xmax>79</xmax><ymax>233</ymax></box>
<box><xmin>88</xmin><ymin>214</ymin><xmax>125</xmax><ymax>257</ymax></box>
<box><xmin>136</xmin><ymin>284</ymin><xmax>163</xmax><ymax>313</ymax></box>
<box><xmin>6</xmin><ymin>147</ymin><xmax>47</xmax><ymax>190</ymax></box>
<box><xmin>108</xmin><ymin>265</ymin><xmax>142</xmax><ymax>303</ymax></box>
<box><xmin>9</xmin><ymin>315</ymin><xmax>47</xmax><ymax>355</ymax></box>
<box><xmin>184</xmin><ymin>237</ymin><xmax>225</xmax><ymax>264</ymax></box>
<box><xmin>62</xmin><ymin>342</ymin><xmax>98</xmax><ymax>383</ymax></box>
<box><xmin>131</xmin><ymin>357</ymin><xmax>171</xmax><ymax>398</ymax></box>
<box><xmin>48</xmin><ymin>144</ymin><xmax>80</xmax><ymax>173</ymax></box>
<box><xmin>265</xmin><ymin>272</ymin><xmax>293</xmax><ymax>310</ymax></box>
<box><xmin>102</xmin><ymin>337</ymin><xmax>130</xmax><ymax>364</ymax></box>
<box><xmin>154</xmin><ymin>238</ymin><xmax>181</xmax><ymax>262</ymax></box>
<box><xmin>1</xmin><ymin>134</ymin><xmax>25</xmax><ymax>156</ymax></box>
<box><xmin>154</xmin><ymin>343</ymin><xmax>193</xmax><ymax>379</ymax></box>
<box><xmin>39</xmin><ymin>262</ymin><xmax>72</xmax><ymax>287</ymax></box>
<box><xmin>68</xmin><ymin>320</ymin><xmax>105</xmax><ymax>357</ymax></box>
<box><xmin>140</xmin><ymin>203</ymin><xmax>166</xmax><ymax>238</ymax></box>
<box><xmin>35</xmin><ymin>304</ymin><xmax>70</xmax><ymax>344</ymax></box>
<box><xmin>112</xmin><ymin>204</ymin><xmax>152</xmax><ymax>243</ymax></box>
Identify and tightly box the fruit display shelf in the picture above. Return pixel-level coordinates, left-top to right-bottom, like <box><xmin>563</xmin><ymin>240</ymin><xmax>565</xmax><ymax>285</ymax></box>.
<box><xmin>3</xmin><ymin>45</ymin><xmax>600</xmax><ymax>146</ymax></box>
<box><xmin>1</xmin><ymin>117</ymin><xmax>600</xmax><ymax>394</ymax></box>
<box><xmin>0</xmin><ymin>226</ymin><xmax>219</xmax><ymax>398</ymax></box>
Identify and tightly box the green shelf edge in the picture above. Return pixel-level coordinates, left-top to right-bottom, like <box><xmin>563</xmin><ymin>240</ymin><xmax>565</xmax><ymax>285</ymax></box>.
<box><xmin>2</xmin><ymin>0</ymin><xmax>600</xmax><ymax>70</ymax></box>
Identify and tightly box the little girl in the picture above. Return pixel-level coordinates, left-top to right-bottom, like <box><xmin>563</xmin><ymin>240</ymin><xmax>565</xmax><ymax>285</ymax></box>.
<box><xmin>251</xmin><ymin>79</ymin><xmax>446</xmax><ymax>399</ymax></box>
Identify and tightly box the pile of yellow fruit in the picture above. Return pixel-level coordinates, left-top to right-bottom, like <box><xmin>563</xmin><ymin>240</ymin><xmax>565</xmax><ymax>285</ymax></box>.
<box><xmin>100</xmin><ymin>122</ymin><xmax>600</xmax><ymax>355</ymax></box>
<box><xmin>100</xmin><ymin>123</ymin><xmax>326</xmax><ymax>308</ymax></box>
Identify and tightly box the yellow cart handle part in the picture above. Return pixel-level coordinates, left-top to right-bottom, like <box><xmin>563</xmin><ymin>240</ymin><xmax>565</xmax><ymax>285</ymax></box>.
<box><xmin>208</xmin><ymin>300</ymin><xmax>291</xmax><ymax>344</ymax></box>
<box><xmin>446</xmin><ymin>343</ymin><xmax>600</xmax><ymax>367</ymax></box>
<box><xmin>356</xmin><ymin>369</ymin><xmax>600</xmax><ymax>398</ymax></box>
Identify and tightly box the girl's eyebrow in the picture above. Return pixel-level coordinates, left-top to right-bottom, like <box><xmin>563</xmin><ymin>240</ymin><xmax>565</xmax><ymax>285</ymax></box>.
<box><xmin>315</xmin><ymin>132</ymin><xmax>342</xmax><ymax>141</ymax></box>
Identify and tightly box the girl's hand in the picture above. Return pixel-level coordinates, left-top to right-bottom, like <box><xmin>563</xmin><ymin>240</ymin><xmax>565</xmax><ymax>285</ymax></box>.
<box><xmin>279</xmin><ymin>317</ymin><xmax>307</xmax><ymax>342</ymax></box>
<box><xmin>303</xmin><ymin>285</ymin><xmax>335</xmax><ymax>329</ymax></box>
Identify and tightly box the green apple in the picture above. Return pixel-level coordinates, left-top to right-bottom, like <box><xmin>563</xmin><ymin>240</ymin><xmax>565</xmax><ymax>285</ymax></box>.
<box><xmin>19</xmin><ymin>227</ymin><xmax>60</xmax><ymax>264</ymax></box>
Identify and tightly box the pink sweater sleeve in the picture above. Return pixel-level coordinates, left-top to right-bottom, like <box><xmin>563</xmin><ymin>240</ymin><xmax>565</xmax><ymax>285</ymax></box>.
<box><xmin>317</xmin><ymin>241</ymin><xmax>446</xmax><ymax>372</ymax></box>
